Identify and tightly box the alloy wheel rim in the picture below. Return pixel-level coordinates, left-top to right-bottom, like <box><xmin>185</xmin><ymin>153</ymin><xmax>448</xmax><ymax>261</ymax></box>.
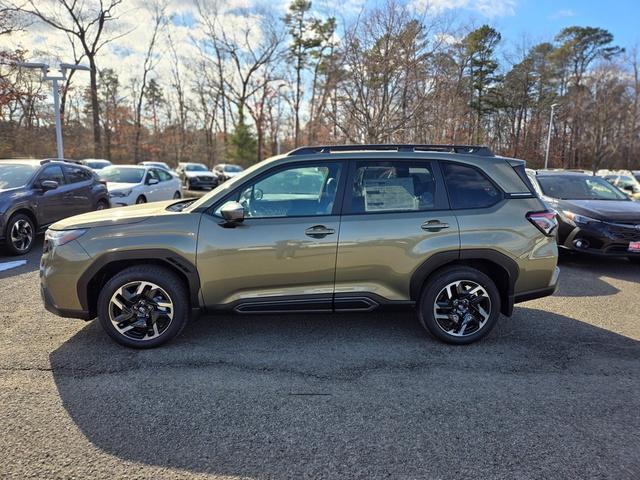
<box><xmin>433</xmin><ymin>280</ymin><xmax>491</xmax><ymax>337</ymax></box>
<box><xmin>10</xmin><ymin>219</ymin><xmax>33</xmax><ymax>252</ymax></box>
<box><xmin>108</xmin><ymin>281</ymin><xmax>174</xmax><ymax>341</ymax></box>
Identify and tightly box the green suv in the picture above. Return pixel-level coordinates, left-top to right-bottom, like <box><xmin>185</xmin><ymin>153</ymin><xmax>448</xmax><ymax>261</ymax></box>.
<box><xmin>40</xmin><ymin>145</ymin><xmax>559</xmax><ymax>348</ymax></box>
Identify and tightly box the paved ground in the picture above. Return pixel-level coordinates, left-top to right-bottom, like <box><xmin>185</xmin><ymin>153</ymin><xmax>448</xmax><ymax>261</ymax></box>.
<box><xmin>0</xmin><ymin>241</ymin><xmax>638</xmax><ymax>479</ymax></box>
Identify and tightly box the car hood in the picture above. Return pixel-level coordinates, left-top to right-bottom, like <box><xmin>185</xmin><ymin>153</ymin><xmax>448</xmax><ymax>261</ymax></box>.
<box><xmin>106</xmin><ymin>181</ymin><xmax>139</xmax><ymax>191</ymax></box>
<box><xmin>50</xmin><ymin>200</ymin><xmax>178</xmax><ymax>230</ymax></box>
<box><xmin>184</xmin><ymin>171</ymin><xmax>214</xmax><ymax>178</ymax></box>
<box><xmin>555</xmin><ymin>198</ymin><xmax>640</xmax><ymax>222</ymax></box>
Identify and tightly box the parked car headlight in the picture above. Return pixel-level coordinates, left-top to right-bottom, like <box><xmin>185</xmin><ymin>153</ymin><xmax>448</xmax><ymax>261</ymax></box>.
<box><xmin>562</xmin><ymin>211</ymin><xmax>600</xmax><ymax>226</ymax></box>
<box><xmin>45</xmin><ymin>229</ymin><xmax>87</xmax><ymax>247</ymax></box>
<box><xmin>109</xmin><ymin>189</ymin><xmax>132</xmax><ymax>198</ymax></box>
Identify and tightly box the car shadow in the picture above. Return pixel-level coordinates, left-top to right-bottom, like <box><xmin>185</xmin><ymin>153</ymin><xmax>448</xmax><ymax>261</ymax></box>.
<box><xmin>555</xmin><ymin>251</ymin><xmax>640</xmax><ymax>298</ymax></box>
<box><xmin>49</xmin><ymin>308</ymin><xmax>639</xmax><ymax>478</ymax></box>
<box><xmin>0</xmin><ymin>237</ymin><xmax>42</xmax><ymax>279</ymax></box>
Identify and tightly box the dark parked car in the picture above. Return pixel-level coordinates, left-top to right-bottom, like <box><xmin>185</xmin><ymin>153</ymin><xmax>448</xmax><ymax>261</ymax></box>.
<box><xmin>527</xmin><ymin>170</ymin><xmax>640</xmax><ymax>262</ymax></box>
<box><xmin>0</xmin><ymin>159</ymin><xmax>109</xmax><ymax>255</ymax></box>
<box><xmin>176</xmin><ymin>162</ymin><xmax>218</xmax><ymax>190</ymax></box>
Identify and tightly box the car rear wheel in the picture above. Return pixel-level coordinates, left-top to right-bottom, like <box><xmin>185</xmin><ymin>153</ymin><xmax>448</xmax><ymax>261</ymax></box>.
<box><xmin>136</xmin><ymin>195</ymin><xmax>146</xmax><ymax>204</ymax></box>
<box><xmin>96</xmin><ymin>199</ymin><xmax>109</xmax><ymax>210</ymax></box>
<box><xmin>173</xmin><ymin>191</ymin><xmax>181</xmax><ymax>199</ymax></box>
<box><xmin>418</xmin><ymin>266</ymin><xmax>500</xmax><ymax>345</ymax></box>
<box><xmin>5</xmin><ymin>213</ymin><xmax>35</xmax><ymax>255</ymax></box>
<box><xmin>97</xmin><ymin>266</ymin><xmax>189</xmax><ymax>348</ymax></box>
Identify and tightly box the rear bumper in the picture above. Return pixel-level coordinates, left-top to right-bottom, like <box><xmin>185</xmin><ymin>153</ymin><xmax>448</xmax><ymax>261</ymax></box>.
<box><xmin>513</xmin><ymin>266</ymin><xmax>560</xmax><ymax>305</ymax></box>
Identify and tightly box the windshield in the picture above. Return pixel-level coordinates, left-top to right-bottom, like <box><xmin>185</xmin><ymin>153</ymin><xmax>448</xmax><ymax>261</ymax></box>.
<box><xmin>86</xmin><ymin>160</ymin><xmax>111</xmax><ymax>169</ymax></box>
<box><xmin>537</xmin><ymin>175</ymin><xmax>629</xmax><ymax>201</ymax></box>
<box><xmin>186</xmin><ymin>164</ymin><xmax>208</xmax><ymax>172</ymax></box>
<box><xmin>224</xmin><ymin>165</ymin><xmax>243</xmax><ymax>172</ymax></box>
<box><xmin>145</xmin><ymin>162</ymin><xmax>169</xmax><ymax>169</ymax></box>
<box><xmin>0</xmin><ymin>164</ymin><xmax>38</xmax><ymax>189</ymax></box>
<box><xmin>99</xmin><ymin>167</ymin><xmax>145</xmax><ymax>184</ymax></box>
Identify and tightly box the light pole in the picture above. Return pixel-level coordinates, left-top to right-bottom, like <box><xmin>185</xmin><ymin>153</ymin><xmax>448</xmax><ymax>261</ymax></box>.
<box><xmin>544</xmin><ymin>103</ymin><xmax>559</xmax><ymax>170</ymax></box>
<box><xmin>17</xmin><ymin>62</ymin><xmax>90</xmax><ymax>159</ymax></box>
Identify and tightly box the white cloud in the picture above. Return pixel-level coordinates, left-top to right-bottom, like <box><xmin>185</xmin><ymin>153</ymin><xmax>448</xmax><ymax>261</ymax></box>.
<box><xmin>549</xmin><ymin>9</ymin><xmax>575</xmax><ymax>20</ymax></box>
<box><xmin>412</xmin><ymin>0</ymin><xmax>516</xmax><ymax>17</ymax></box>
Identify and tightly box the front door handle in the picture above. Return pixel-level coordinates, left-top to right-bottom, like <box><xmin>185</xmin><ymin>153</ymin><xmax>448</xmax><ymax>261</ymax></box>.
<box><xmin>421</xmin><ymin>220</ymin><xmax>449</xmax><ymax>232</ymax></box>
<box><xmin>305</xmin><ymin>225</ymin><xmax>335</xmax><ymax>238</ymax></box>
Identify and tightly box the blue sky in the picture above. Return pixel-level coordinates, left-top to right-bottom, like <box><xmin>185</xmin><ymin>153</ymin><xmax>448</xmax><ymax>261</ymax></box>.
<box><xmin>415</xmin><ymin>0</ymin><xmax>638</xmax><ymax>49</ymax></box>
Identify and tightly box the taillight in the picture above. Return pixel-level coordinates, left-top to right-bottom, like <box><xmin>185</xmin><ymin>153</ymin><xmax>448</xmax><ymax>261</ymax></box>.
<box><xmin>527</xmin><ymin>211</ymin><xmax>557</xmax><ymax>236</ymax></box>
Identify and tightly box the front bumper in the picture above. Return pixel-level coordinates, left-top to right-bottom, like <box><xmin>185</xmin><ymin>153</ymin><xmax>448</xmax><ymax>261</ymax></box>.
<box><xmin>558</xmin><ymin>220</ymin><xmax>640</xmax><ymax>256</ymax></box>
<box><xmin>41</xmin><ymin>284</ymin><xmax>91</xmax><ymax>319</ymax></box>
<box><xmin>186</xmin><ymin>177</ymin><xmax>217</xmax><ymax>189</ymax></box>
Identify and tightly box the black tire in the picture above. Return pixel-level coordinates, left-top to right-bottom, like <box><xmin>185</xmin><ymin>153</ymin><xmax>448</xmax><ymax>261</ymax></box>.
<box><xmin>97</xmin><ymin>265</ymin><xmax>189</xmax><ymax>348</ymax></box>
<box><xmin>418</xmin><ymin>266</ymin><xmax>501</xmax><ymax>345</ymax></box>
<box><xmin>173</xmin><ymin>191</ymin><xmax>181</xmax><ymax>199</ymax></box>
<box><xmin>628</xmin><ymin>256</ymin><xmax>640</xmax><ymax>264</ymax></box>
<box><xmin>136</xmin><ymin>195</ymin><xmax>147</xmax><ymax>204</ymax></box>
<box><xmin>95</xmin><ymin>199</ymin><xmax>109</xmax><ymax>210</ymax></box>
<box><xmin>4</xmin><ymin>213</ymin><xmax>35</xmax><ymax>255</ymax></box>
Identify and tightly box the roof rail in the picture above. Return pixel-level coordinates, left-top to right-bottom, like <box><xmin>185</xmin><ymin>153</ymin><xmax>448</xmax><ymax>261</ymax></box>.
<box><xmin>287</xmin><ymin>144</ymin><xmax>495</xmax><ymax>157</ymax></box>
<box><xmin>41</xmin><ymin>158</ymin><xmax>82</xmax><ymax>165</ymax></box>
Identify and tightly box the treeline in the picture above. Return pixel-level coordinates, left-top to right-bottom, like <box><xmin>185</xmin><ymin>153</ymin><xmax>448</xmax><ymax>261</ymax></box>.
<box><xmin>0</xmin><ymin>0</ymin><xmax>638</xmax><ymax>172</ymax></box>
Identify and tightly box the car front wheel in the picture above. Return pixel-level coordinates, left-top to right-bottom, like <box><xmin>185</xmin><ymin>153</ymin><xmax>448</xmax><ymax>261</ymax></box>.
<box><xmin>418</xmin><ymin>266</ymin><xmax>500</xmax><ymax>345</ymax></box>
<box><xmin>5</xmin><ymin>213</ymin><xmax>35</xmax><ymax>255</ymax></box>
<box><xmin>97</xmin><ymin>266</ymin><xmax>189</xmax><ymax>348</ymax></box>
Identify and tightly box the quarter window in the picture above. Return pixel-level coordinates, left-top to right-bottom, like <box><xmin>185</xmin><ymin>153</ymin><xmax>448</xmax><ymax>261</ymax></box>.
<box><xmin>221</xmin><ymin>163</ymin><xmax>342</xmax><ymax>218</ymax></box>
<box><xmin>442</xmin><ymin>163</ymin><xmax>501</xmax><ymax>209</ymax></box>
<box><xmin>346</xmin><ymin>161</ymin><xmax>438</xmax><ymax>214</ymax></box>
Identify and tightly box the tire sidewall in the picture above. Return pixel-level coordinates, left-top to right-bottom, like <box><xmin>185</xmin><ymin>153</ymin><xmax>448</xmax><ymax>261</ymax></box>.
<box><xmin>97</xmin><ymin>266</ymin><xmax>189</xmax><ymax>348</ymax></box>
<box><xmin>418</xmin><ymin>267</ymin><xmax>501</xmax><ymax>345</ymax></box>
<box><xmin>5</xmin><ymin>213</ymin><xmax>35</xmax><ymax>255</ymax></box>
<box><xmin>136</xmin><ymin>196</ymin><xmax>146</xmax><ymax>204</ymax></box>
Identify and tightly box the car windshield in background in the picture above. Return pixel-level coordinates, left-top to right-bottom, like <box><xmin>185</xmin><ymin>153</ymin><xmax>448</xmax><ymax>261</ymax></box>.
<box><xmin>538</xmin><ymin>175</ymin><xmax>629</xmax><ymax>201</ymax></box>
<box><xmin>186</xmin><ymin>164</ymin><xmax>208</xmax><ymax>172</ymax></box>
<box><xmin>146</xmin><ymin>162</ymin><xmax>170</xmax><ymax>169</ymax></box>
<box><xmin>224</xmin><ymin>165</ymin><xmax>243</xmax><ymax>172</ymax></box>
<box><xmin>100</xmin><ymin>167</ymin><xmax>144</xmax><ymax>184</ymax></box>
<box><xmin>86</xmin><ymin>161</ymin><xmax>110</xmax><ymax>169</ymax></box>
<box><xmin>0</xmin><ymin>164</ymin><xmax>38</xmax><ymax>189</ymax></box>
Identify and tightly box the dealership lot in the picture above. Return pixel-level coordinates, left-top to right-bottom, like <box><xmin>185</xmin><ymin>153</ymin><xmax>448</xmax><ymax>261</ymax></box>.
<box><xmin>0</xmin><ymin>243</ymin><xmax>639</xmax><ymax>479</ymax></box>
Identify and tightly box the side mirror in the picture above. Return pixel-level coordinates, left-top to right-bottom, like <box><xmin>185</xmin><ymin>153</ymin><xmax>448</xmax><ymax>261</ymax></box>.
<box><xmin>41</xmin><ymin>180</ymin><xmax>58</xmax><ymax>191</ymax></box>
<box><xmin>220</xmin><ymin>201</ymin><xmax>245</xmax><ymax>224</ymax></box>
<box><xmin>147</xmin><ymin>178</ymin><xmax>159</xmax><ymax>185</ymax></box>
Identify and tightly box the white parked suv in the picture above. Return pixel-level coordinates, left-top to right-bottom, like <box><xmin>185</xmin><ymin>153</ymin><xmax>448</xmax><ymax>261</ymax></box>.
<box><xmin>99</xmin><ymin>165</ymin><xmax>182</xmax><ymax>206</ymax></box>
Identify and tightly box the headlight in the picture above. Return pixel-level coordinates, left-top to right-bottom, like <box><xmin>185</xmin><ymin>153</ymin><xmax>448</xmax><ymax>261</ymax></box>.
<box><xmin>562</xmin><ymin>211</ymin><xmax>600</xmax><ymax>226</ymax></box>
<box><xmin>45</xmin><ymin>229</ymin><xmax>87</xmax><ymax>247</ymax></box>
<box><xmin>109</xmin><ymin>189</ymin><xmax>132</xmax><ymax>198</ymax></box>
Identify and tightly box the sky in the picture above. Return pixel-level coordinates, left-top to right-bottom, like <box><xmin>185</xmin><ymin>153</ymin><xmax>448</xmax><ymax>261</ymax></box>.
<box><xmin>5</xmin><ymin>0</ymin><xmax>637</xmax><ymax>105</ymax></box>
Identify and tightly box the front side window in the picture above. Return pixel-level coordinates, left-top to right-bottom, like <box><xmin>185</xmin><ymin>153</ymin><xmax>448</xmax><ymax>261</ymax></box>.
<box><xmin>157</xmin><ymin>169</ymin><xmax>173</xmax><ymax>182</ymax></box>
<box><xmin>64</xmin><ymin>166</ymin><xmax>92</xmax><ymax>183</ymax></box>
<box><xmin>442</xmin><ymin>162</ymin><xmax>501</xmax><ymax>209</ymax></box>
<box><xmin>220</xmin><ymin>163</ymin><xmax>342</xmax><ymax>218</ymax></box>
<box><xmin>347</xmin><ymin>161</ymin><xmax>438</xmax><ymax>214</ymax></box>
<box><xmin>38</xmin><ymin>165</ymin><xmax>65</xmax><ymax>185</ymax></box>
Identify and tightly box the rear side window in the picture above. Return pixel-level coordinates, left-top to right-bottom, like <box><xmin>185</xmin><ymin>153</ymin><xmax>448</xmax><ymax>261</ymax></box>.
<box><xmin>347</xmin><ymin>160</ymin><xmax>440</xmax><ymax>214</ymax></box>
<box><xmin>442</xmin><ymin>163</ymin><xmax>501</xmax><ymax>209</ymax></box>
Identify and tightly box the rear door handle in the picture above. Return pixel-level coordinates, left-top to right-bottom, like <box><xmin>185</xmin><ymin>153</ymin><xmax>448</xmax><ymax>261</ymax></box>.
<box><xmin>305</xmin><ymin>225</ymin><xmax>336</xmax><ymax>238</ymax></box>
<box><xmin>421</xmin><ymin>220</ymin><xmax>449</xmax><ymax>232</ymax></box>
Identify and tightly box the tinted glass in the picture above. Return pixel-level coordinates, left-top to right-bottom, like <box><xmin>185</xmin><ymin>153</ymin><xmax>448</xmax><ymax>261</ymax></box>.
<box><xmin>64</xmin><ymin>166</ymin><xmax>92</xmax><ymax>183</ymax></box>
<box><xmin>347</xmin><ymin>161</ymin><xmax>438</xmax><ymax>213</ymax></box>
<box><xmin>39</xmin><ymin>165</ymin><xmax>65</xmax><ymax>185</ymax></box>
<box><xmin>146</xmin><ymin>169</ymin><xmax>160</xmax><ymax>183</ymax></box>
<box><xmin>85</xmin><ymin>160</ymin><xmax>110</xmax><ymax>169</ymax></box>
<box><xmin>228</xmin><ymin>163</ymin><xmax>342</xmax><ymax>218</ymax></box>
<box><xmin>225</xmin><ymin>165</ymin><xmax>243</xmax><ymax>172</ymax></box>
<box><xmin>442</xmin><ymin>163</ymin><xmax>500</xmax><ymax>209</ymax></box>
<box><xmin>99</xmin><ymin>167</ymin><xmax>145</xmax><ymax>184</ymax></box>
<box><xmin>0</xmin><ymin>164</ymin><xmax>38</xmax><ymax>189</ymax></box>
<box><xmin>186</xmin><ymin>164</ymin><xmax>208</xmax><ymax>172</ymax></box>
<box><xmin>537</xmin><ymin>175</ymin><xmax>628</xmax><ymax>201</ymax></box>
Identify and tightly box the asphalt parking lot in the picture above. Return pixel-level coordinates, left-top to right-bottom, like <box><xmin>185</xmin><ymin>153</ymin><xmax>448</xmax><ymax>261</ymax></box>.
<box><xmin>0</xmin><ymin>240</ymin><xmax>639</xmax><ymax>479</ymax></box>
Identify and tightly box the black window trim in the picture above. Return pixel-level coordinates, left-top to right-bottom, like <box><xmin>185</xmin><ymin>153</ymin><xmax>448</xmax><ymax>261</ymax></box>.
<box><xmin>439</xmin><ymin>160</ymin><xmax>505</xmax><ymax>210</ymax></box>
<box><xmin>339</xmin><ymin>157</ymin><xmax>450</xmax><ymax>216</ymax></box>
<box><xmin>207</xmin><ymin>158</ymin><xmax>348</xmax><ymax>220</ymax></box>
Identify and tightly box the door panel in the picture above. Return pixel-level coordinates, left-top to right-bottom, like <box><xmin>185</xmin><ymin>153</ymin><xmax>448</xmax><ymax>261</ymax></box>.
<box><xmin>197</xmin><ymin>214</ymin><xmax>340</xmax><ymax>306</ymax></box>
<box><xmin>335</xmin><ymin>211</ymin><xmax>459</xmax><ymax>301</ymax></box>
